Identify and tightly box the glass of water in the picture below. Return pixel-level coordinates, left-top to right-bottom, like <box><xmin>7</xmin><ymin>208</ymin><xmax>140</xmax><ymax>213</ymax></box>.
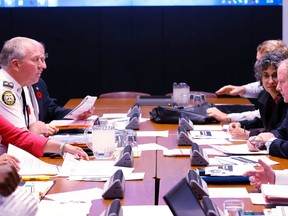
<box><xmin>223</xmin><ymin>199</ymin><xmax>244</xmax><ymax>216</ymax></box>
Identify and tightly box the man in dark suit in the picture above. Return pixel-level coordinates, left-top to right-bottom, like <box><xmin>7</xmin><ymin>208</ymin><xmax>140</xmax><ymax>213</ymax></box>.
<box><xmin>248</xmin><ymin>59</ymin><xmax>288</xmax><ymax>158</ymax></box>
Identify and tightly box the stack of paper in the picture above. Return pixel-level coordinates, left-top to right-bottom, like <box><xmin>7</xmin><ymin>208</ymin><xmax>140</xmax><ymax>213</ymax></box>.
<box><xmin>50</xmin><ymin>115</ymin><xmax>98</xmax><ymax>130</ymax></box>
<box><xmin>261</xmin><ymin>184</ymin><xmax>288</xmax><ymax>204</ymax></box>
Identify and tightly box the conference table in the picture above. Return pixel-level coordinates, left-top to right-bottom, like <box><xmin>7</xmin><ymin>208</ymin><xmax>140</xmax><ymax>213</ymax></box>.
<box><xmin>42</xmin><ymin>97</ymin><xmax>288</xmax><ymax>216</ymax></box>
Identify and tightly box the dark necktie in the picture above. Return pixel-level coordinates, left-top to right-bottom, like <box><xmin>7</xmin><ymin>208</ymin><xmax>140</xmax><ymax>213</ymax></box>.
<box><xmin>21</xmin><ymin>88</ymin><xmax>30</xmax><ymax>128</ymax></box>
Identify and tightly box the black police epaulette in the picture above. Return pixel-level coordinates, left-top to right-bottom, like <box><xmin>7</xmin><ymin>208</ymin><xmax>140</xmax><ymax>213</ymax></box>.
<box><xmin>3</xmin><ymin>81</ymin><xmax>14</xmax><ymax>88</ymax></box>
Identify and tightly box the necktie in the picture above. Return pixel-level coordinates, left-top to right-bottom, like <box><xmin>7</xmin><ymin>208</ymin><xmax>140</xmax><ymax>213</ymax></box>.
<box><xmin>21</xmin><ymin>88</ymin><xmax>30</xmax><ymax>128</ymax></box>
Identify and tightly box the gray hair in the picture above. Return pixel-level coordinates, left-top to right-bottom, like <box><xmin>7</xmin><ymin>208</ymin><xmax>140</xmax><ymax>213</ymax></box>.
<box><xmin>254</xmin><ymin>51</ymin><xmax>288</xmax><ymax>83</ymax></box>
<box><xmin>0</xmin><ymin>37</ymin><xmax>41</xmax><ymax>67</ymax></box>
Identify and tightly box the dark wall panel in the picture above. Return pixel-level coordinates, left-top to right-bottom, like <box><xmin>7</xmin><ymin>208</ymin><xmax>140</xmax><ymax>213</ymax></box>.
<box><xmin>0</xmin><ymin>6</ymin><xmax>282</xmax><ymax>105</ymax></box>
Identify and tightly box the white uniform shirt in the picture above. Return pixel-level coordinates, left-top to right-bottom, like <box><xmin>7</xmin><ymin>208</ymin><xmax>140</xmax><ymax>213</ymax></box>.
<box><xmin>228</xmin><ymin>109</ymin><xmax>261</xmax><ymax>122</ymax></box>
<box><xmin>0</xmin><ymin>69</ymin><xmax>37</xmax><ymax>129</ymax></box>
<box><xmin>240</xmin><ymin>81</ymin><xmax>263</xmax><ymax>98</ymax></box>
<box><xmin>275</xmin><ymin>169</ymin><xmax>288</xmax><ymax>185</ymax></box>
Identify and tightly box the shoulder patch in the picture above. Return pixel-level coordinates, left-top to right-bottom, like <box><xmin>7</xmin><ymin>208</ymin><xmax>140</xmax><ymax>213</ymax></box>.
<box><xmin>2</xmin><ymin>90</ymin><xmax>16</xmax><ymax>106</ymax></box>
<box><xmin>3</xmin><ymin>81</ymin><xmax>14</xmax><ymax>88</ymax></box>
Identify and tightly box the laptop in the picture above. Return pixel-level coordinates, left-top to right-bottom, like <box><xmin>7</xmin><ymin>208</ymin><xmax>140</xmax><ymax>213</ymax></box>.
<box><xmin>164</xmin><ymin>177</ymin><xmax>224</xmax><ymax>216</ymax></box>
<box><xmin>163</xmin><ymin>178</ymin><xmax>207</xmax><ymax>216</ymax></box>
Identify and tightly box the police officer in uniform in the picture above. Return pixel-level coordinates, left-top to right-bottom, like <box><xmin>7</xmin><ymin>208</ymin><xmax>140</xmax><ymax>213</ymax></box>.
<box><xmin>0</xmin><ymin>37</ymin><xmax>94</xmax><ymax>146</ymax></box>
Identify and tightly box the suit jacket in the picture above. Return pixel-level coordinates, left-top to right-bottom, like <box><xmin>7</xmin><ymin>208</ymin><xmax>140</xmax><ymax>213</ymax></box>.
<box><xmin>271</xmin><ymin>114</ymin><xmax>288</xmax><ymax>158</ymax></box>
<box><xmin>32</xmin><ymin>78</ymin><xmax>71</xmax><ymax>123</ymax></box>
<box><xmin>240</xmin><ymin>90</ymin><xmax>288</xmax><ymax>134</ymax></box>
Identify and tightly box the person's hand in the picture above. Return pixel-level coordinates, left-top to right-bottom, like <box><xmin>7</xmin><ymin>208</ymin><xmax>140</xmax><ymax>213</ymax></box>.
<box><xmin>45</xmin><ymin>124</ymin><xmax>59</xmax><ymax>136</ymax></box>
<box><xmin>215</xmin><ymin>85</ymin><xmax>246</xmax><ymax>96</ymax></box>
<box><xmin>243</xmin><ymin>159</ymin><xmax>275</xmax><ymax>189</ymax></box>
<box><xmin>247</xmin><ymin>136</ymin><xmax>263</xmax><ymax>152</ymax></box>
<box><xmin>0</xmin><ymin>153</ymin><xmax>20</xmax><ymax>171</ymax></box>
<box><xmin>0</xmin><ymin>164</ymin><xmax>21</xmax><ymax>196</ymax></box>
<box><xmin>229</xmin><ymin>122</ymin><xmax>249</xmax><ymax>140</ymax></box>
<box><xmin>29</xmin><ymin>121</ymin><xmax>49</xmax><ymax>135</ymax></box>
<box><xmin>206</xmin><ymin>107</ymin><xmax>229</xmax><ymax>122</ymax></box>
<box><xmin>247</xmin><ymin>133</ymin><xmax>275</xmax><ymax>152</ymax></box>
<box><xmin>76</xmin><ymin>106</ymin><xmax>95</xmax><ymax>120</ymax></box>
<box><xmin>63</xmin><ymin>144</ymin><xmax>89</xmax><ymax>160</ymax></box>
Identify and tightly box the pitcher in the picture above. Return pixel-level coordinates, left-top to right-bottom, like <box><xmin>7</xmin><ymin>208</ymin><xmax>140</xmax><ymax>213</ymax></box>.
<box><xmin>84</xmin><ymin>125</ymin><xmax>115</xmax><ymax>159</ymax></box>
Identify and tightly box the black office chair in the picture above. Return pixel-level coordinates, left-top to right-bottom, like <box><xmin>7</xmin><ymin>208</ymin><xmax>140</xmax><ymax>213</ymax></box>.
<box><xmin>99</xmin><ymin>91</ymin><xmax>151</xmax><ymax>98</ymax></box>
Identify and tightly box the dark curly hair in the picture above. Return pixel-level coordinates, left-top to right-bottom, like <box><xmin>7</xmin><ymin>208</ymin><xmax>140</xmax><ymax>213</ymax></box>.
<box><xmin>254</xmin><ymin>51</ymin><xmax>288</xmax><ymax>85</ymax></box>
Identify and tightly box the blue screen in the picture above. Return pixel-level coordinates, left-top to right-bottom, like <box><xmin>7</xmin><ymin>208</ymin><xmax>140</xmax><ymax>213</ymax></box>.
<box><xmin>0</xmin><ymin>0</ymin><xmax>282</xmax><ymax>7</ymax></box>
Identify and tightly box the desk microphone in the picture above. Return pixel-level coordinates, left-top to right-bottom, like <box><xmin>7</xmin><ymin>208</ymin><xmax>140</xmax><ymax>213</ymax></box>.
<box><xmin>154</xmin><ymin>136</ymin><xmax>161</xmax><ymax>205</ymax></box>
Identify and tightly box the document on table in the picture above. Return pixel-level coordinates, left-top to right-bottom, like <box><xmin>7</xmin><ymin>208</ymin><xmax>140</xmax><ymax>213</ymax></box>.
<box><xmin>192</xmin><ymin>125</ymin><xmax>224</xmax><ymax>131</ymax></box>
<box><xmin>190</xmin><ymin>130</ymin><xmax>230</xmax><ymax>139</ymax></box>
<box><xmin>50</xmin><ymin>115</ymin><xmax>98</xmax><ymax>130</ymax></box>
<box><xmin>163</xmin><ymin>148</ymin><xmax>190</xmax><ymax>156</ymax></box>
<box><xmin>59</xmin><ymin>153</ymin><xmax>134</xmax><ymax>180</ymax></box>
<box><xmin>37</xmin><ymin>200</ymin><xmax>91</xmax><ymax>216</ymax></box>
<box><xmin>7</xmin><ymin>144</ymin><xmax>59</xmax><ymax>176</ymax></box>
<box><xmin>204</xmin><ymin>164</ymin><xmax>255</xmax><ymax>176</ymax></box>
<box><xmin>208</xmin><ymin>187</ymin><xmax>249</xmax><ymax>198</ymax></box>
<box><xmin>45</xmin><ymin>187</ymin><xmax>103</xmax><ymax>202</ymax></box>
<box><xmin>136</xmin><ymin>130</ymin><xmax>169</xmax><ymax>137</ymax></box>
<box><xmin>120</xmin><ymin>205</ymin><xmax>173</xmax><ymax>216</ymax></box>
<box><xmin>209</xmin><ymin>155</ymin><xmax>279</xmax><ymax>166</ymax></box>
<box><xmin>211</xmin><ymin>144</ymin><xmax>269</xmax><ymax>155</ymax></box>
<box><xmin>193</xmin><ymin>138</ymin><xmax>231</xmax><ymax>145</ymax></box>
<box><xmin>64</xmin><ymin>95</ymin><xmax>97</xmax><ymax>119</ymax></box>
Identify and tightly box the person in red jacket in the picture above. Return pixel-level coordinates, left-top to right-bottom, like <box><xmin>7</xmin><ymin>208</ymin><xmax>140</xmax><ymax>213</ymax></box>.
<box><xmin>0</xmin><ymin>114</ymin><xmax>89</xmax><ymax>170</ymax></box>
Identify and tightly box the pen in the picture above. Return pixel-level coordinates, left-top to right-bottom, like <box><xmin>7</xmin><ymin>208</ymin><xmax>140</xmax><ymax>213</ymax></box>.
<box><xmin>22</xmin><ymin>176</ymin><xmax>50</xmax><ymax>181</ymax></box>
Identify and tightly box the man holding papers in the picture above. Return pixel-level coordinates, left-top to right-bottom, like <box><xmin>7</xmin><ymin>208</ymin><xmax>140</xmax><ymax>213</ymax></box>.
<box><xmin>0</xmin><ymin>36</ymin><xmax>94</xmax><ymax>139</ymax></box>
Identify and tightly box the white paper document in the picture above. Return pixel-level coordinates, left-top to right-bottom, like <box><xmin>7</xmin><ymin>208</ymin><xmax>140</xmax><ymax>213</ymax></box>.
<box><xmin>121</xmin><ymin>205</ymin><xmax>173</xmax><ymax>216</ymax></box>
<box><xmin>45</xmin><ymin>187</ymin><xmax>103</xmax><ymax>202</ymax></box>
<box><xmin>137</xmin><ymin>143</ymin><xmax>168</xmax><ymax>151</ymax></box>
<box><xmin>36</xmin><ymin>200</ymin><xmax>91</xmax><ymax>216</ymax></box>
<box><xmin>64</xmin><ymin>95</ymin><xmax>97</xmax><ymax>119</ymax></box>
<box><xmin>190</xmin><ymin>130</ymin><xmax>229</xmax><ymax>139</ymax></box>
<box><xmin>208</xmin><ymin>187</ymin><xmax>249</xmax><ymax>198</ymax></box>
<box><xmin>59</xmin><ymin>153</ymin><xmax>134</xmax><ymax>180</ymax></box>
<box><xmin>193</xmin><ymin>138</ymin><xmax>232</xmax><ymax>145</ymax></box>
<box><xmin>163</xmin><ymin>148</ymin><xmax>191</xmax><ymax>156</ymax></box>
<box><xmin>204</xmin><ymin>164</ymin><xmax>255</xmax><ymax>176</ymax></box>
<box><xmin>210</xmin><ymin>155</ymin><xmax>278</xmax><ymax>166</ymax></box>
<box><xmin>136</xmin><ymin>130</ymin><xmax>169</xmax><ymax>137</ymax></box>
<box><xmin>49</xmin><ymin>133</ymin><xmax>87</xmax><ymax>143</ymax></box>
<box><xmin>249</xmin><ymin>193</ymin><xmax>266</xmax><ymax>205</ymax></box>
<box><xmin>7</xmin><ymin>144</ymin><xmax>59</xmax><ymax>175</ymax></box>
<box><xmin>192</xmin><ymin>125</ymin><xmax>224</xmax><ymax>131</ymax></box>
<box><xmin>211</xmin><ymin>144</ymin><xmax>268</xmax><ymax>155</ymax></box>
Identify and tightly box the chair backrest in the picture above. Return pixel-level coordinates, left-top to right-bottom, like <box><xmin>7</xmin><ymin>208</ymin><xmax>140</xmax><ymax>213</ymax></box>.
<box><xmin>165</xmin><ymin>91</ymin><xmax>217</xmax><ymax>98</ymax></box>
<box><xmin>99</xmin><ymin>91</ymin><xmax>151</xmax><ymax>98</ymax></box>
